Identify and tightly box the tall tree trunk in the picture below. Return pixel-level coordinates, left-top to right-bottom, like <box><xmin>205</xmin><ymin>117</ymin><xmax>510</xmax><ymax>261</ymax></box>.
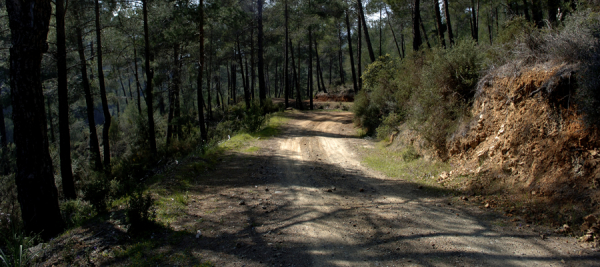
<box><xmin>258</xmin><ymin>0</ymin><xmax>266</xmax><ymax>105</ymax></box>
<box><xmin>95</xmin><ymin>0</ymin><xmax>112</xmax><ymax>171</ymax></box>
<box><xmin>470</xmin><ymin>0</ymin><xmax>479</xmax><ymax>42</ymax></box>
<box><xmin>548</xmin><ymin>0</ymin><xmax>558</xmax><ymax>24</ymax></box>
<box><xmin>197</xmin><ymin>0</ymin><xmax>207</xmax><ymax>142</ymax></box>
<box><xmin>142</xmin><ymin>0</ymin><xmax>157</xmax><ymax>154</ymax></box>
<box><xmin>379</xmin><ymin>7</ymin><xmax>382</xmax><ymax>57</ymax></box>
<box><xmin>531</xmin><ymin>0</ymin><xmax>543</xmax><ymax>27</ymax></box>
<box><xmin>443</xmin><ymin>0</ymin><xmax>454</xmax><ymax>45</ymax></box>
<box><xmin>314</xmin><ymin>40</ymin><xmax>327</xmax><ymax>93</ymax></box>
<box><xmin>308</xmin><ymin>28</ymin><xmax>314</xmax><ymax>110</ymax></box>
<box><xmin>419</xmin><ymin>16</ymin><xmax>431</xmax><ymax>48</ymax></box>
<box><xmin>6</xmin><ymin>0</ymin><xmax>65</xmax><ymax>240</ymax></box>
<box><xmin>76</xmin><ymin>27</ymin><xmax>102</xmax><ymax>172</ymax></box>
<box><xmin>237</xmin><ymin>37</ymin><xmax>251</xmax><ymax>109</ymax></box>
<box><xmin>523</xmin><ymin>0</ymin><xmax>531</xmax><ymax>21</ymax></box>
<box><xmin>133</xmin><ymin>44</ymin><xmax>143</xmax><ymax>115</ymax></box>
<box><xmin>116</xmin><ymin>68</ymin><xmax>129</xmax><ymax>105</ymax></box>
<box><xmin>284</xmin><ymin>0</ymin><xmax>289</xmax><ymax>108</ymax></box>
<box><xmin>250</xmin><ymin>26</ymin><xmax>255</xmax><ymax>101</ymax></box>
<box><xmin>412</xmin><ymin>0</ymin><xmax>423</xmax><ymax>51</ymax></box>
<box><xmin>338</xmin><ymin>27</ymin><xmax>344</xmax><ymax>84</ymax></box>
<box><xmin>167</xmin><ymin>44</ymin><xmax>179</xmax><ymax>148</ymax></box>
<box><xmin>434</xmin><ymin>0</ymin><xmax>446</xmax><ymax>48</ymax></box>
<box><xmin>345</xmin><ymin>10</ymin><xmax>358</xmax><ymax>93</ymax></box>
<box><xmin>358</xmin><ymin>7</ymin><xmax>363</xmax><ymax>90</ymax></box>
<box><xmin>206</xmin><ymin>55</ymin><xmax>212</xmax><ymax>121</ymax></box>
<box><xmin>357</xmin><ymin>0</ymin><xmax>376</xmax><ymax>62</ymax></box>
<box><xmin>231</xmin><ymin>63</ymin><xmax>237</xmax><ymax>104</ymax></box>
<box><xmin>385</xmin><ymin>7</ymin><xmax>403</xmax><ymax>57</ymax></box>
<box><xmin>56</xmin><ymin>0</ymin><xmax>76</xmax><ymax>199</ymax></box>
<box><xmin>290</xmin><ymin>39</ymin><xmax>303</xmax><ymax>110</ymax></box>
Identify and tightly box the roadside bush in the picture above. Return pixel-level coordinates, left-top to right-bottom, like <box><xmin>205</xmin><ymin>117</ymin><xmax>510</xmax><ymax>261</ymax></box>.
<box><xmin>376</xmin><ymin>113</ymin><xmax>402</xmax><ymax>140</ymax></box>
<box><xmin>242</xmin><ymin>102</ymin><xmax>269</xmax><ymax>132</ymax></box>
<box><xmin>82</xmin><ymin>173</ymin><xmax>111</xmax><ymax>212</ymax></box>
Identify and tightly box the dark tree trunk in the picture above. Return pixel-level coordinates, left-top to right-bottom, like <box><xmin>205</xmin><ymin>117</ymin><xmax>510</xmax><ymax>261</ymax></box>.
<box><xmin>167</xmin><ymin>44</ymin><xmax>179</xmax><ymax>148</ymax></box>
<box><xmin>95</xmin><ymin>0</ymin><xmax>111</xmax><ymax>172</ymax></box>
<box><xmin>470</xmin><ymin>0</ymin><xmax>479</xmax><ymax>42</ymax></box>
<box><xmin>133</xmin><ymin>44</ymin><xmax>143</xmax><ymax>115</ymax></box>
<box><xmin>531</xmin><ymin>0</ymin><xmax>543</xmax><ymax>27</ymax></box>
<box><xmin>56</xmin><ymin>0</ymin><xmax>76</xmax><ymax>199</ymax></box>
<box><xmin>237</xmin><ymin>37</ymin><xmax>251</xmax><ymax>109</ymax></box>
<box><xmin>434</xmin><ymin>0</ymin><xmax>446</xmax><ymax>48</ymax></box>
<box><xmin>385</xmin><ymin>7</ymin><xmax>403</xmax><ymax>57</ymax></box>
<box><xmin>290</xmin><ymin>39</ymin><xmax>303</xmax><ymax>110</ymax></box>
<box><xmin>338</xmin><ymin>28</ymin><xmax>344</xmax><ymax>84</ymax></box>
<box><xmin>358</xmin><ymin>7</ymin><xmax>363</xmax><ymax>90</ymax></box>
<box><xmin>357</xmin><ymin>0</ymin><xmax>376</xmax><ymax>62</ymax></box>
<box><xmin>0</xmin><ymin>89</ymin><xmax>6</xmax><ymax>148</ymax></box>
<box><xmin>419</xmin><ymin>16</ymin><xmax>431</xmax><ymax>48</ymax></box>
<box><xmin>412</xmin><ymin>0</ymin><xmax>423</xmax><ymax>51</ymax></box>
<box><xmin>231</xmin><ymin>63</ymin><xmax>237</xmax><ymax>104</ymax></box>
<box><xmin>116</xmin><ymin>67</ymin><xmax>129</xmax><ymax>105</ymax></box>
<box><xmin>143</xmin><ymin>0</ymin><xmax>157</xmax><ymax>154</ymax></box>
<box><xmin>47</xmin><ymin>94</ymin><xmax>55</xmax><ymax>143</ymax></box>
<box><xmin>197</xmin><ymin>0</ymin><xmax>207</xmax><ymax>142</ymax></box>
<box><xmin>379</xmin><ymin>7</ymin><xmax>382</xmax><ymax>57</ymax></box>
<box><xmin>250</xmin><ymin>27</ymin><xmax>255</xmax><ymax>101</ymax></box>
<box><xmin>308</xmin><ymin>28</ymin><xmax>314</xmax><ymax>110</ymax></box>
<box><xmin>314</xmin><ymin>40</ymin><xmax>327</xmax><ymax>93</ymax></box>
<box><xmin>258</xmin><ymin>0</ymin><xmax>266</xmax><ymax>105</ymax></box>
<box><xmin>523</xmin><ymin>0</ymin><xmax>531</xmax><ymax>21</ymax></box>
<box><xmin>443</xmin><ymin>0</ymin><xmax>454</xmax><ymax>45</ymax></box>
<box><xmin>284</xmin><ymin>0</ymin><xmax>289</xmax><ymax>108</ymax></box>
<box><xmin>548</xmin><ymin>0</ymin><xmax>559</xmax><ymax>24</ymax></box>
<box><xmin>206</xmin><ymin>55</ymin><xmax>212</xmax><ymax>121</ymax></box>
<box><xmin>6</xmin><ymin>0</ymin><xmax>65</xmax><ymax>240</ymax></box>
<box><xmin>345</xmin><ymin>10</ymin><xmax>358</xmax><ymax>93</ymax></box>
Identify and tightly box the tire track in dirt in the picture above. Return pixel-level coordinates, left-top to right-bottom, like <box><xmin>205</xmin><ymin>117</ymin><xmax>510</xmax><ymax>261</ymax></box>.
<box><xmin>265</xmin><ymin>111</ymin><xmax>599</xmax><ymax>266</ymax></box>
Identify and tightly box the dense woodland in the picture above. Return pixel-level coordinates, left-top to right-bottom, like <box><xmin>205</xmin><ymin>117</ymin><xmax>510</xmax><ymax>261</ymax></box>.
<box><xmin>1</xmin><ymin>0</ymin><xmax>600</xmax><ymax>264</ymax></box>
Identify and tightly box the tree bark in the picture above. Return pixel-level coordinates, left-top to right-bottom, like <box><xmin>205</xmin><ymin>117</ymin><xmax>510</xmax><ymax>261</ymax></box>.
<box><xmin>257</xmin><ymin>0</ymin><xmax>266</xmax><ymax>105</ymax></box>
<box><xmin>142</xmin><ymin>0</ymin><xmax>157</xmax><ymax>154</ymax></box>
<box><xmin>419</xmin><ymin>16</ymin><xmax>431</xmax><ymax>48</ymax></box>
<box><xmin>133</xmin><ymin>44</ymin><xmax>143</xmax><ymax>115</ymax></box>
<box><xmin>76</xmin><ymin>27</ymin><xmax>103</xmax><ymax>172</ymax></box>
<box><xmin>284</xmin><ymin>0</ymin><xmax>289</xmax><ymax>108</ymax></box>
<box><xmin>0</xmin><ymin>89</ymin><xmax>6</xmax><ymax>148</ymax></box>
<box><xmin>412</xmin><ymin>0</ymin><xmax>423</xmax><ymax>51</ymax></box>
<box><xmin>443</xmin><ymin>0</ymin><xmax>454</xmax><ymax>45</ymax></box>
<box><xmin>56</xmin><ymin>0</ymin><xmax>76</xmax><ymax>199</ymax></box>
<box><xmin>308</xmin><ymin>28</ymin><xmax>314</xmax><ymax>110</ymax></box>
<box><xmin>95</xmin><ymin>0</ymin><xmax>112</xmax><ymax>171</ymax></box>
<box><xmin>345</xmin><ymin>10</ymin><xmax>358</xmax><ymax>93</ymax></box>
<box><xmin>433</xmin><ymin>0</ymin><xmax>446</xmax><ymax>48</ymax></box>
<box><xmin>197</xmin><ymin>0</ymin><xmax>207</xmax><ymax>142</ymax></box>
<box><xmin>314</xmin><ymin>40</ymin><xmax>327</xmax><ymax>93</ymax></box>
<box><xmin>47</xmin><ymin>94</ymin><xmax>55</xmax><ymax>143</ymax></box>
<box><xmin>385</xmin><ymin>7</ymin><xmax>403</xmax><ymax>57</ymax></box>
<box><xmin>6</xmin><ymin>0</ymin><xmax>65</xmax><ymax>240</ymax></box>
<box><xmin>237</xmin><ymin>37</ymin><xmax>251</xmax><ymax>109</ymax></box>
<box><xmin>338</xmin><ymin>27</ymin><xmax>344</xmax><ymax>84</ymax></box>
<box><xmin>290</xmin><ymin>39</ymin><xmax>303</xmax><ymax>110</ymax></box>
<box><xmin>357</xmin><ymin>0</ymin><xmax>376</xmax><ymax>62</ymax></box>
<box><xmin>357</xmin><ymin>6</ymin><xmax>363</xmax><ymax>90</ymax></box>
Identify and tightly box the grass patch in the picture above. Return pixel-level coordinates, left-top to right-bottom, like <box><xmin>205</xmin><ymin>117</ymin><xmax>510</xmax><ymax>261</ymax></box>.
<box><xmin>243</xmin><ymin>146</ymin><xmax>260</xmax><ymax>153</ymax></box>
<box><xmin>362</xmin><ymin>141</ymin><xmax>451</xmax><ymax>192</ymax></box>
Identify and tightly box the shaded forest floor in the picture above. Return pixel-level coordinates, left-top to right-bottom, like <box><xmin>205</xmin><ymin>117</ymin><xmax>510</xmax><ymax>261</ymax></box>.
<box><xmin>36</xmin><ymin>110</ymin><xmax>600</xmax><ymax>266</ymax></box>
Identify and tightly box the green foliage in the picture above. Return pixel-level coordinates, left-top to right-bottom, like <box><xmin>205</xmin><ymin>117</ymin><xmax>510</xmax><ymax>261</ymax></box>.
<box><xmin>60</xmin><ymin>199</ymin><xmax>96</xmax><ymax>228</ymax></box>
<box><xmin>0</xmin><ymin>226</ymin><xmax>40</xmax><ymax>267</ymax></box>
<box><xmin>497</xmin><ymin>16</ymin><xmax>537</xmax><ymax>45</ymax></box>
<box><xmin>126</xmin><ymin>191</ymin><xmax>156</xmax><ymax>234</ymax></box>
<box><xmin>355</xmin><ymin>41</ymin><xmax>482</xmax><ymax>151</ymax></box>
<box><xmin>242</xmin><ymin>102</ymin><xmax>269</xmax><ymax>133</ymax></box>
<box><xmin>82</xmin><ymin>173</ymin><xmax>112</xmax><ymax>212</ymax></box>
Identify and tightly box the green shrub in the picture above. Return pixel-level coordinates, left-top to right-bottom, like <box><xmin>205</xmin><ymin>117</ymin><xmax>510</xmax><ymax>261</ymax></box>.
<box><xmin>126</xmin><ymin>191</ymin><xmax>156</xmax><ymax>234</ymax></box>
<box><xmin>60</xmin><ymin>199</ymin><xmax>96</xmax><ymax>228</ymax></box>
<box><xmin>376</xmin><ymin>113</ymin><xmax>402</xmax><ymax>140</ymax></box>
<box><xmin>242</xmin><ymin>103</ymin><xmax>268</xmax><ymax>133</ymax></box>
<box><xmin>0</xmin><ymin>226</ymin><xmax>40</xmax><ymax>267</ymax></box>
<box><xmin>82</xmin><ymin>173</ymin><xmax>111</xmax><ymax>212</ymax></box>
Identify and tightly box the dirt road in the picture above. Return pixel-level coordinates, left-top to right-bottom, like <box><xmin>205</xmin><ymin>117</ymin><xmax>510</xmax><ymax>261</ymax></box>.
<box><xmin>179</xmin><ymin>111</ymin><xmax>598</xmax><ymax>267</ymax></box>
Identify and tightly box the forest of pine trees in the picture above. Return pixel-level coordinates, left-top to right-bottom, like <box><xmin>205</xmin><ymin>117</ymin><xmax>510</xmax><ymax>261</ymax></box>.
<box><xmin>0</xmin><ymin>0</ymin><xmax>598</xmax><ymax>250</ymax></box>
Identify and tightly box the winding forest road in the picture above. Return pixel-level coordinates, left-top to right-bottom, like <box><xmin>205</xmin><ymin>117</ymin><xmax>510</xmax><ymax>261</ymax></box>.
<box><xmin>188</xmin><ymin>111</ymin><xmax>599</xmax><ymax>267</ymax></box>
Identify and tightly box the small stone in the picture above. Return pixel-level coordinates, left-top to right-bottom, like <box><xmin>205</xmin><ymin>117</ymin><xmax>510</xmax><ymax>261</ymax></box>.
<box><xmin>581</xmin><ymin>234</ymin><xmax>594</xmax><ymax>242</ymax></box>
<box><xmin>239</xmin><ymin>200</ymin><xmax>246</xmax><ymax>205</ymax></box>
<box><xmin>265</xmin><ymin>188</ymin><xmax>269</xmax><ymax>192</ymax></box>
<box><xmin>262</xmin><ymin>206</ymin><xmax>267</xmax><ymax>209</ymax></box>
<box><xmin>196</xmin><ymin>230</ymin><xmax>202</xmax><ymax>238</ymax></box>
<box><xmin>359</xmin><ymin>188</ymin><xmax>364</xmax><ymax>192</ymax></box>
<box><xmin>485</xmin><ymin>203</ymin><xmax>490</xmax><ymax>208</ymax></box>
<box><xmin>417</xmin><ymin>186</ymin><xmax>423</xmax><ymax>190</ymax></box>
<box><xmin>461</xmin><ymin>197</ymin><xmax>469</xmax><ymax>201</ymax></box>
<box><xmin>326</xmin><ymin>189</ymin><xmax>333</xmax><ymax>192</ymax></box>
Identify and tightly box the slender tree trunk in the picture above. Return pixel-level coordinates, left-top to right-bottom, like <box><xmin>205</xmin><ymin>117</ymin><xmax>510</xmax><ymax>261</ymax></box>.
<box><xmin>338</xmin><ymin>27</ymin><xmax>344</xmax><ymax>84</ymax></box>
<box><xmin>345</xmin><ymin>10</ymin><xmax>358</xmax><ymax>93</ymax></box>
<box><xmin>167</xmin><ymin>44</ymin><xmax>179</xmax><ymax>148</ymax></box>
<box><xmin>76</xmin><ymin>27</ymin><xmax>102</xmax><ymax>172</ymax></box>
<box><xmin>197</xmin><ymin>0</ymin><xmax>207</xmax><ymax>142</ymax></box>
<box><xmin>237</xmin><ymin>37</ymin><xmax>251</xmax><ymax>109</ymax></box>
<box><xmin>357</xmin><ymin>0</ymin><xmax>376</xmax><ymax>62</ymax></box>
<box><xmin>522</xmin><ymin>0</ymin><xmax>531</xmax><ymax>21</ymax></box>
<box><xmin>434</xmin><ymin>0</ymin><xmax>446</xmax><ymax>48</ymax></box>
<box><xmin>358</xmin><ymin>7</ymin><xmax>363</xmax><ymax>90</ymax></box>
<box><xmin>379</xmin><ymin>7</ymin><xmax>382</xmax><ymax>57</ymax></box>
<box><xmin>142</xmin><ymin>0</ymin><xmax>157</xmax><ymax>154</ymax></box>
<box><xmin>290</xmin><ymin>39</ymin><xmax>303</xmax><ymax>110</ymax></box>
<box><xmin>385</xmin><ymin>7</ymin><xmax>403</xmax><ymax>57</ymax></box>
<box><xmin>116</xmin><ymin>68</ymin><xmax>129</xmax><ymax>105</ymax></box>
<box><xmin>443</xmin><ymin>0</ymin><xmax>454</xmax><ymax>46</ymax></box>
<box><xmin>250</xmin><ymin>27</ymin><xmax>255</xmax><ymax>101</ymax></box>
<box><xmin>206</xmin><ymin>55</ymin><xmax>212</xmax><ymax>121</ymax></box>
<box><xmin>419</xmin><ymin>16</ymin><xmax>431</xmax><ymax>48</ymax></box>
<box><xmin>6</xmin><ymin>0</ymin><xmax>65</xmax><ymax>240</ymax></box>
<box><xmin>258</xmin><ymin>0</ymin><xmax>266</xmax><ymax>105</ymax></box>
<box><xmin>329</xmin><ymin>53</ymin><xmax>332</xmax><ymax>86</ymax></box>
<box><xmin>95</xmin><ymin>0</ymin><xmax>112</xmax><ymax>171</ymax></box>
<box><xmin>548</xmin><ymin>0</ymin><xmax>558</xmax><ymax>24</ymax></box>
<box><xmin>133</xmin><ymin>45</ymin><xmax>143</xmax><ymax>114</ymax></box>
<box><xmin>308</xmin><ymin>28</ymin><xmax>314</xmax><ymax>110</ymax></box>
<box><xmin>470</xmin><ymin>0</ymin><xmax>479</xmax><ymax>42</ymax></box>
<box><xmin>412</xmin><ymin>0</ymin><xmax>423</xmax><ymax>51</ymax></box>
<box><xmin>284</xmin><ymin>0</ymin><xmax>289</xmax><ymax>108</ymax></box>
<box><xmin>314</xmin><ymin>40</ymin><xmax>327</xmax><ymax>93</ymax></box>
<box><xmin>231</xmin><ymin>63</ymin><xmax>237</xmax><ymax>104</ymax></box>
<box><xmin>56</xmin><ymin>0</ymin><xmax>76</xmax><ymax>199</ymax></box>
